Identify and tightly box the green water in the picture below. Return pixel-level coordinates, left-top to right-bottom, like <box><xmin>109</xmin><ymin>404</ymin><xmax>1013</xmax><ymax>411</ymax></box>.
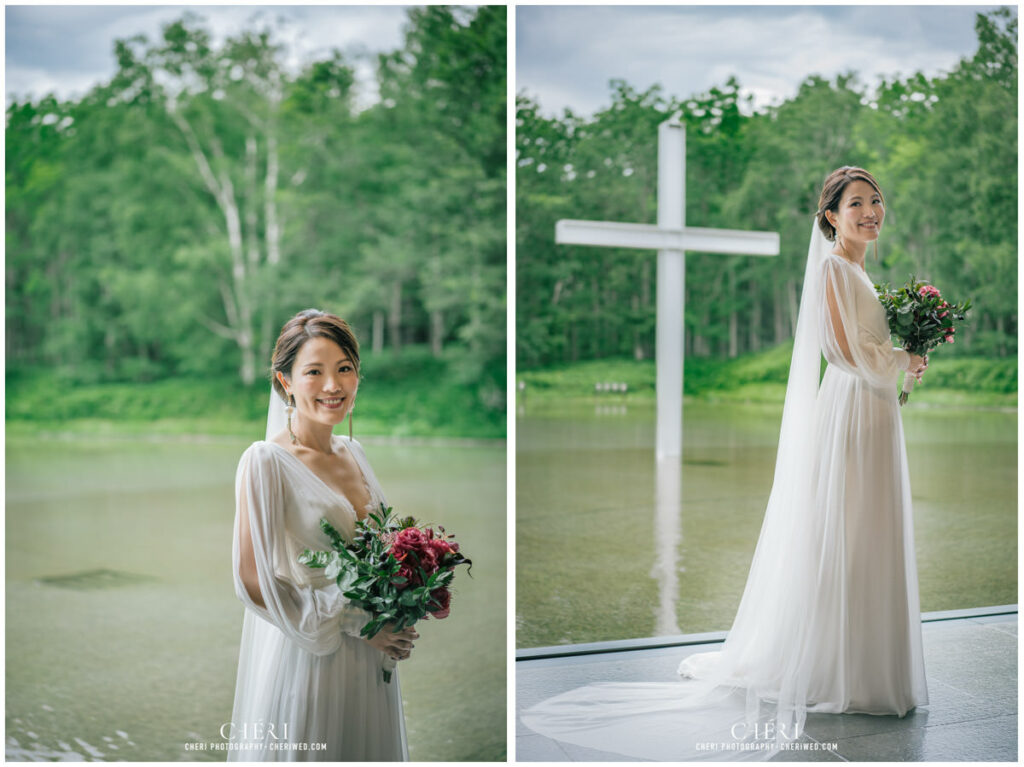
<box><xmin>6</xmin><ymin>436</ymin><xmax>505</xmax><ymax>761</ymax></box>
<box><xmin>516</xmin><ymin>400</ymin><xmax>1017</xmax><ymax>648</ymax></box>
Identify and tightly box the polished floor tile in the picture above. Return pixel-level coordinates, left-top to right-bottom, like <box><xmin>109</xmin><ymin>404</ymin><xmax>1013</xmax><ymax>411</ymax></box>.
<box><xmin>517</xmin><ymin>612</ymin><xmax>1017</xmax><ymax>762</ymax></box>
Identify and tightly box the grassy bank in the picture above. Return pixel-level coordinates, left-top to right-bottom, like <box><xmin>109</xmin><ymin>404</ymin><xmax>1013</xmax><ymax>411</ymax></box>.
<box><xmin>6</xmin><ymin>347</ymin><xmax>506</xmax><ymax>440</ymax></box>
<box><xmin>516</xmin><ymin>344</ymin><xmax>1017</xmax><ymax>409</ymax></box>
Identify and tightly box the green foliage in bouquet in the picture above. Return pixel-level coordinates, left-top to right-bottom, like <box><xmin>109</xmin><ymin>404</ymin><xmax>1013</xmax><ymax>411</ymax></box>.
<box><xmin>298</xmin><ymin>505</ymin><xmax>472</xmax><ymax>640</ymax></box>
<box><xmin>875</xmin><ymin>276</ymin><xmax>972</xmax><ymax>355</ymax></box>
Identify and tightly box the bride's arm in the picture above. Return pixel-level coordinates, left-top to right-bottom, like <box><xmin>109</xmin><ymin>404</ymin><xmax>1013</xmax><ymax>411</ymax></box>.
<box><xmin>237</xmin><ymin>491</ymin><xmax>266</xmax><ymax>609</ymax></box>
<box><xmin>820</xmin><ymin>258</ymin><xmax>910</xmax><ymax>386</ymax></box>
<box><xmin>823</xmin><ymin>275</ymin><xmax>856</xmax><ymax>367</ymax></box>
<box><xmin>232</xmin><ymin>444</ymin><xmax>370</xmax><ymax>655</ymax></box>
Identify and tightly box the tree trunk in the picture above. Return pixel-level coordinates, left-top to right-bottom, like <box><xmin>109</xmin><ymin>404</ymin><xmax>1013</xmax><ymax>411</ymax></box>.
<box><xmin>258</xmin><ymin>311</ymin><xmax>273</xmax><ymax>382</ymax></box>
<box><xmin>48</xmin><ymin>257</ymin><xmax>62</xmax><ymax>323</ymax></box>
<box><xmin>684</xmin><ymin>278</ymin><xmax>691</xmax><ymax>357</ymax></box>
<box><xmin>632</xmin><ymin>293</ymin><xmax>644</xmax><ymax>360</ymax></box>
<box><xmin>239</xmin><ymin>327</ymin><xmax>255</xmax><ymax>385</ymax></box>
<box><xmin>608</xmin><ymin>289</ymin><xmax>618</xmax><ymax>353</ymax></box>
<box><xmin>703</xmin><ymin>302</ymin><xmax>713</xmax><ymax>357</ymax></box>
<box><xmin>265</xmin><ymin>132</ymin><xmax>281</xmax><ymax>265</ymax></box>
<box><xmin>389</xmin><ymin>280</ymin><xmax>402</xmax><ymax>353</ymax></box>
<box><xmin>247</xmin><ymin>133</ymin><xmax>275</xmax><ymax>378</ymax></box>
<box><xmin>430</xmin><ymin>309</ymin><xmax>444</xmax><ymax>357</ymax></box>
<box><xmin>787</xmin><ymin>278</ymin><xmax>799</xmax><ymax>338</ymax></box>
<box><xmin>728</xmin><ymin>267</ymin><xmax>738</xmax><ymax>358</ymax></box>
<box><xmin>104</xmin><ymin>326</ymin><xmax>116</xmax><ymax>376</ymax></box>
<box><xmin>259</xmin><ymin>127</ymin><xmax>281</xmax><ymax>372</ymax></box>
<box><xmin>748</xmin><ymin>281</ymin><xmax>761</xmax><ymax>353</ymax></box>
<box><xmin>245</xmin><ymin>135</ymin><xmax>260</xmax><ymax>270</ymax></box>
<box><xmin>372</xmin><ymin>310</ymin><xmax>384</xmax><ymax>354</ymax></box>
<box><xmin>551</xmin><ymin>279</ymin><xmax>564</xmax><ymax>306</ymax></box>
<box><xmin>773</xmin><ymin>284</ymin><xmax>786</xmax><ymax>344</ymax></box>
<box><xmin>170</xmin><ymin>108</ymin><xmax>255</xmax><ymax>384</ymax></box>
<box><xmin>633</xmin><ymin>259</ymin><xmax>651</xmax><ymax>359</ymax></box>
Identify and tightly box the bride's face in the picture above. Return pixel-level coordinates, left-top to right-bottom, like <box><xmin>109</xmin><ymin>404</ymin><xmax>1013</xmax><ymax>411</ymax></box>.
<box><xmin>279</xmin><ymin>336</ymin><xmax>359</xmax><ymax>429</ymax></box>
<box><xmin>830</xmin><ymin>180</ymin><xmax>884</xmax><ymax>245</ymax></box>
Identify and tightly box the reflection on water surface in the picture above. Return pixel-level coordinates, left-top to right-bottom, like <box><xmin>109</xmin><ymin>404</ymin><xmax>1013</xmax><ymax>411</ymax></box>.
<box><xmin>517</xmin><ymin>401</ymin><xmax>1016</xmax><ymax>648</ymax></box>
<box><xmin>7</xmin><ymin>436</ymin><xmax>505</xmax><ymax>761</ymax></box>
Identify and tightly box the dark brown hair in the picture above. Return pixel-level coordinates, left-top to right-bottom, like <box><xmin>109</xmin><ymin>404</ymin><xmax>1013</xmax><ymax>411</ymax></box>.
<box><xmin>270</xmin><ymin>309</ymin><xmax>360</xmax><ymax>403</ymax></box>
<box><xmin>815</xmin><ymin>166</ymin><xmax>885</xmax><ymax>242</ymax></box>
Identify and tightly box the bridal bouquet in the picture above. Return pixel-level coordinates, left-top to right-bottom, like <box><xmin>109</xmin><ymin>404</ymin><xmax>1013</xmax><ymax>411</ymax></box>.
<box><xmin>875</xmin><ymin>276</ymin><xmax>971</xmax><ymax>406</ymax></box>
<box><xmin>298</xmin><ymin>504</ymin><xmax>471</xmax><ymax>682</ymax></box>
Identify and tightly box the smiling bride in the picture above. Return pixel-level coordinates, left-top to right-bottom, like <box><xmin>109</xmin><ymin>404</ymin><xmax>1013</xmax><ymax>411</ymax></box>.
<box><xmin>228</xmin><ymin>309</ymin><xmax>415</xmax><ymax>761</ymax></box>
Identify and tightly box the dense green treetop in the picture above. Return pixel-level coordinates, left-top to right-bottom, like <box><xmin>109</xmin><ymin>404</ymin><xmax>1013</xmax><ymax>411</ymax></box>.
<box><xmin>6</xmin><ymin>6</ymin><xmax>506</xmax><ymax>418</ymax></box>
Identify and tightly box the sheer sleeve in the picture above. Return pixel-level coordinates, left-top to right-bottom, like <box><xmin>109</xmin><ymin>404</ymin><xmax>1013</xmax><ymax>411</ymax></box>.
<box><xmin>231</xmin><ymin>443</ymin><xmax>370</xmax><ymax>656</ymax></box>
<box><xmin>818</xmin><ymin>256</ymin><xmax>911</xmax><ymax>388</ymax></box>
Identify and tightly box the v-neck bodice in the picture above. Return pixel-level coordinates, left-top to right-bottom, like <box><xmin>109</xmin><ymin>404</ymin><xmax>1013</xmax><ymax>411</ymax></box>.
<box><xmin>241</xmin><ymin>437</ymin><xmax>386</xmax><ymax>588</ymax></box>
<box><xmin>265</xmin><ymin>436</ymin><xmax>377</xmax><ymax>522</ymax></box>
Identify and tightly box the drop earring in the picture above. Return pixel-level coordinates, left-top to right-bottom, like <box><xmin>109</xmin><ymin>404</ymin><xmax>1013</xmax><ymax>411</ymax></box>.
<box><xmin>287</xmin><ymin>394</ymin><xmax>298</xmax><ymax>445</ymax></box>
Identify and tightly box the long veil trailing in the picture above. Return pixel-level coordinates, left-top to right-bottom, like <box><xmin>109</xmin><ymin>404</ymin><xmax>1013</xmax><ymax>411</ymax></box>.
<box><xmin>520</xmin><ymin>221</ymin><xmax>853</xmax><ymax>761</ymax></box>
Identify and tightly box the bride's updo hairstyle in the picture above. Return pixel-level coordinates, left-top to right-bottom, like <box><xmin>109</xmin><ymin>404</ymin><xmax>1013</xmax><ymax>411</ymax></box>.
<box><xmin>815</xmin><ymin>166</ymin><xmax>885</xmax><ymax>242</ymax></box>
<box><xmin>270</xmin><ymin>309</ymin><xmax>361</xmax><ymax>404</ymax></box>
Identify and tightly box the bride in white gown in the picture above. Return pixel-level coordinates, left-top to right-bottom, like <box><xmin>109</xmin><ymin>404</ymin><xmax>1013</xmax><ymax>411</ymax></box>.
<box><xmin>521</xmin><ymin>167</ymin><xmax>930</xmax><ymax>760</ymax></box>
<box><xmin>228</xmin><ymin>309</ymin><xmax>414</xmax><ymax>761</ymax></box>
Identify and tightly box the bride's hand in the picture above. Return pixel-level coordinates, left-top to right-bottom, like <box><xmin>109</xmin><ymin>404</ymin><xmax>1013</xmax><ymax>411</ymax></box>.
<box><xmin>908</xmin><ymin>353</ymin><xmax>928</xmax><ymax>381</ymax></box>
<box><xmin>366</xmin><ymin>623</ymin><xmax>419</xmax><ymax>660</ymax></box>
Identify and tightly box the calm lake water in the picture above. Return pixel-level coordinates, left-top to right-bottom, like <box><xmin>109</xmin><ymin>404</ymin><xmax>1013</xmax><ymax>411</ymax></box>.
<box><xmin>6</xmin><ymin>435</ymin><xmax>505</xmax><ymax>761</ymax></box>
<box><xmin>517</xmin><ymin>400</ymin><xmax>1017</xmax><ymax>648</ymax></box>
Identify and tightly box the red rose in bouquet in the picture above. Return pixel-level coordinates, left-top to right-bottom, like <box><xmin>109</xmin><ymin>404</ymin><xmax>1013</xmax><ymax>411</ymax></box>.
<box><xmin>428</xmin><ymin>587</ymin><xmax>451</xmax><ymax>619</ymax></box>
<box><xmin>389</xmin><ymin>526</ymin><xmax>462</xmax><ymax>591</ymax></box>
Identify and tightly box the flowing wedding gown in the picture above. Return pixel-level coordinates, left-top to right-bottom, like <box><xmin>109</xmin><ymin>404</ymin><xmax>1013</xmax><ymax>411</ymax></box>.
<box><xmin>520</xmin><ymin>226</ymin><xmax>929</xmax><ymax>761</ymax></box>
<box><xmin>228</xmin><ymin>434</ymin><xmax>408</xmax><ymax>761</ymax></box>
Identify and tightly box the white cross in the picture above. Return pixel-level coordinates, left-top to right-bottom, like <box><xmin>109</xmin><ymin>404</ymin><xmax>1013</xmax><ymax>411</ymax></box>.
<box><xmin>556</xmin><ymin>115</ymin><xmax>780</xmax><ymax>459</ymax></box>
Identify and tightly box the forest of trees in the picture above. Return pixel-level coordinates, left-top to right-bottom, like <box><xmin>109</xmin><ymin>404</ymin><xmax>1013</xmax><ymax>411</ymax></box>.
<box><xmin>7</xmin><ymin>6</ymin><xmax>506</xmax><ymax>411</ymax></box>
<box><xmin>516</xmin><ymin>8</ymin><xmax>1016</xmax><ymax>369</ymax></box>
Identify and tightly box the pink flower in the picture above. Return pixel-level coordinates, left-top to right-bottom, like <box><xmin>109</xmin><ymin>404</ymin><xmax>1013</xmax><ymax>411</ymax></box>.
<box><xmin>919</xmin><ymin>285</ymin><xmax>941</xmax><ymax>298</ymax></box>
<box><xmin>946</xmin><ymin>336</ymin><xmax>955</xmax><ymax>344</ymax></box>
<box><xmin>939</xmin><ymin>311</ymin><xmax>949</xmax><ymax>318</ymax></box>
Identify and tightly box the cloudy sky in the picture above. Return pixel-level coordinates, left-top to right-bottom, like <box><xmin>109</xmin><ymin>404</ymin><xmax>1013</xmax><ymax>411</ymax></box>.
<box><xmin>517</xmin><ymin>4</ymin><xmax>1011</xmax><ymax>117</ymax></box>
<box><xmin>5</xmin><ymin>4</ymin><xmax>412</xmax><ymax>106</ymax></box>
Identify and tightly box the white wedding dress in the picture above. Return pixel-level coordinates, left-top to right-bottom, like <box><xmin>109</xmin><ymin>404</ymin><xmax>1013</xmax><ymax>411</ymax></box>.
<box><xmin>520</xmin><ymin>227</ymin><xmax>929</xmax><ymax>760</ymax></box>
<box><xmin>228</xmin><ymin>434</ymin><xmax>408</xmax><ymax>761</ymax></box>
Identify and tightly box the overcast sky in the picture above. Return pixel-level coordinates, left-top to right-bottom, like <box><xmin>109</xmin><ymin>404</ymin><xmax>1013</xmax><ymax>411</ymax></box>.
<box><xmin>5</xmin><ymin>4</ymin><xmax>412</xmax><ymax>106</ymax></box>
<box><xmin>517</xmin><ymin>4</ymin><xmax>1012</xmax><ymax>117</ymax></box>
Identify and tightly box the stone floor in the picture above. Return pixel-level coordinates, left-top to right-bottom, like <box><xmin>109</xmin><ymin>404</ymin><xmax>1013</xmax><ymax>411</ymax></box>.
<box><xmin>516</xmin><ymin>606</ymin><xmax>1017</xmax><ymax>762</ymax></box>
